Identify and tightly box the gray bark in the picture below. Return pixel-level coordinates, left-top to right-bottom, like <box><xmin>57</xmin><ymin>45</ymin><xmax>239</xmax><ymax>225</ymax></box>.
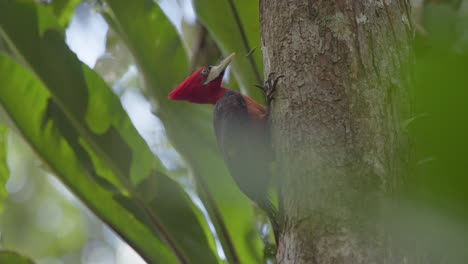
<box><xmin>259</xmin><ymin>1</ymin><xmax>412</xmax><ymax>263</ymax></box>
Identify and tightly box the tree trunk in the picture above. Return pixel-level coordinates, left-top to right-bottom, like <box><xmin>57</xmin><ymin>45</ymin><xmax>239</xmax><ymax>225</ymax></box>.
<box><xmin>259</xmin><ymin>1</ymin><xmax>412</xmax><ymax>263</ymax></box>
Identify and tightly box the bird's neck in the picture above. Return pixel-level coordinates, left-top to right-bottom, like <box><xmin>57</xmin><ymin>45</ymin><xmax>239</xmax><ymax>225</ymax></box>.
<box><xmin>209</xmin><ymin>87</ymin><xmax>228</xmax><ymax>105</ymax></box>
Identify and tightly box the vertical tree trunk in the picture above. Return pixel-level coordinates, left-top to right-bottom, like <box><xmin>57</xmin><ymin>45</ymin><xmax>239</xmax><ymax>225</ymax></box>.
<box><xmin>259</xmin><ymin>1</ymin><xmax>412</xmax><ymax>263</ymax></box>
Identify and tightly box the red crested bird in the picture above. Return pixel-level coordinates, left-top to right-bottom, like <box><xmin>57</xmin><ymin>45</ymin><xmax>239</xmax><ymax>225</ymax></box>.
<box><xmin>168</xmin><ymin>53</ymin><xmax>282</xmax><ymax>241</ymax></box>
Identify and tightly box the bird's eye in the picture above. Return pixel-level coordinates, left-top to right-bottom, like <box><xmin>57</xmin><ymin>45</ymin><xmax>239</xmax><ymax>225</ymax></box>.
<box><xmin>200</xmin><ymin>67</ymin><xmax>209</xmax><ymax>75</ymax></box>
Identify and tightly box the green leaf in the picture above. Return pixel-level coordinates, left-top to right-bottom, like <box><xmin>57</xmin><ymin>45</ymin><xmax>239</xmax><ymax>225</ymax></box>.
<box><xmin>42</xmin><ymin>0</ymin><xmax>81</xmax><ymax>27</ymax></box>
<box><xmin>0</xmin><ymin>2</ymin><xmax>219</xmax><ymax>263</ymax></box>
<box><xmin>0</xmin><ymin>251</ymin><xmax>35</xmax><ymax>264</ymax></box>
<box><xmin>102</xmin><ymin>0</ymin><xmax>264</xmax><ymax>262</ymax></box>
<box><xmin>1</xmin><ymin>0</ymin><xmax>153</xmax><ymax>190</ymax></box>
<box><xmin>193</xmin><ymin>0</ymin><xmax>264</xmax><ymax>102</ymax></box>
<box><xmin>118</xmin><ymin>173</ymin><xmax>220</xmax><ymax>264</ymax></box>
<box><xmin>0</xmin><ymin>36</ymin><xmax>7</xmax><ymax>53</ymax></box>
<box><xmin>0</xmin><ymin>125</ymin><xmax>8</xmax><ymax>213</ymax></box>
<box><xmin>0</xmin><ymin>51</ymin><xmax>177</xmax><ymax>264</ymax></box>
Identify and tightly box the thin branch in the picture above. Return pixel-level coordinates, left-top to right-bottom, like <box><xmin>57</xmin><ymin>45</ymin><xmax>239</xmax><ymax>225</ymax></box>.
<box><xmin>226</xmin><ymin>0</ymin><xmax>262</xmax><ymax>84</ymax></box>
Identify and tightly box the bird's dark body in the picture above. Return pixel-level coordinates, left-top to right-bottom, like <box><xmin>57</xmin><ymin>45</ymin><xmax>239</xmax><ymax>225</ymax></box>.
<box><xmin>213</xmin><ymin>90</ymin><xmax>278</xmax><ymax>238</ymax></box>
<box><xmin>168</xmin><ymin>53</ymin><xmax>281</xmax><ymax>242</ymax></box>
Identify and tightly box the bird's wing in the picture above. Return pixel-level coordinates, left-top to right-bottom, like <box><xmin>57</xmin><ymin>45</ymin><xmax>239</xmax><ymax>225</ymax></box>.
<box><xmin>213</xmin><ymin>90</ymin><xmax>270</xmax><ymax>201</ymax></box>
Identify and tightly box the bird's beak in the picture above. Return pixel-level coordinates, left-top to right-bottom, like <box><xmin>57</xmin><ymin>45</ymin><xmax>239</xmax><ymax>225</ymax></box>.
<box><xmin>204</xmin><ymin>53</ymin><xmax>235</xmax><ymax>85</ymax></box>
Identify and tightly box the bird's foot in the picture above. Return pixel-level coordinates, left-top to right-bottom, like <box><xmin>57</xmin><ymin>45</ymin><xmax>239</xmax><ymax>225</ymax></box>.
<box><xmin>255</xmin><ymin>72</ymin><xmax>284</xmax><ymax>107</ymax></box>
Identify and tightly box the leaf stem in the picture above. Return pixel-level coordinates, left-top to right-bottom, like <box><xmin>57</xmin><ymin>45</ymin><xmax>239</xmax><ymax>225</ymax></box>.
<box><xmin>226</xmin><ymin>0</ymin><xmax>262</xmax><ymax>84</ymax></box>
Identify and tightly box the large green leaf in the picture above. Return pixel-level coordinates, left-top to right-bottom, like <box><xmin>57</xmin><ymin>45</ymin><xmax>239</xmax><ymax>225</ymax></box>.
<box><xmin>193</xmin><ymin>0</ymin><xmax>264</xmax><ymax>102</ymax></box>
<box><xmin>0</xmin><ymin>125</ymin><xmax>8</xmax><ymax>213</ymax></box>
<box><xmin>102</xmin><ymin>0</ymin><xmax>264</xmax><ymax>262</ymax></box>
<box><xmin>0</xmin><ymin>1</ymin><xmax>218</xmax><ymax>263</ymax></box>
<box><xmin>0</xmin><ymin>53</ymin><xmax>177</xmax><ymax>264</ymax></box>
<box><xmin>0</xmin><ymin>251</ymin><xmax>34</xmax><ymax>264</ymax></box>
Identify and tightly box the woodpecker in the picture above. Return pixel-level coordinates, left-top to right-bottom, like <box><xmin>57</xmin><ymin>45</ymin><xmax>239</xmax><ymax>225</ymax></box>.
<box><xmin>168</xmin><ymin>53</ymin><xmax>281</xmax><ymax>241</ymax></box>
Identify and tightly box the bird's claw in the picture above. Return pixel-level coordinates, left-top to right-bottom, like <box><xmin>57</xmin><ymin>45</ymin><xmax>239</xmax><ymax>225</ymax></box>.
<box><xmin>255</xmin><ymin>72</ymin><xmax>284</xmax><ymax>107</ymax></box>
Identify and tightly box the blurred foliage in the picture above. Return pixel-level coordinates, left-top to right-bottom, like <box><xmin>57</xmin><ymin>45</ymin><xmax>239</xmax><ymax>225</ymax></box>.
<box><xmin>94</xmin><ymin>27</ymin><xmax>135</xmax><ymax>87</ymax></box>
<box><xmin>410</xmin><ymin>1</ymin><xmax>468</xmax><ymax>221</ymax></box>
<box><xmin>0</xmin><ymin>251</ymin><xmax>35</xmax><ymax>264</ymax></box>
<box><xmin>0</xmin><ymin>0</ymin><xmax>467</xmax><ymax>264</ymax></box>
<box><xmin>0</xmin><ymin>126</ymin><xmax>8</xmax><ymax>214</ymax></box>
<box><xmin>44</xmin><ymin>0</ymin><xmax>81</xmax><ymax>27</ymax></box>
<box><xmin>394</xmin><ymin>2</ymin><xmax>468</xmax><ymax>262</ymax></box>
<box><xmin>1</xmin><ymin>134</ymin><xmax>88</xmax><ymax>263</ymax></box>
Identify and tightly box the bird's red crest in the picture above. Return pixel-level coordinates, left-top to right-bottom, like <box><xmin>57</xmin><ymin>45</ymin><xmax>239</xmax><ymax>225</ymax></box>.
<box><xmin>168</xmin><ymin>53</ymin><xmax>235</xmax><ymax>105</ymax></box>
<box><xmin>168</xmin><ymin>67</ymin><xmax>205</xmax><ymax>102</ymax></box>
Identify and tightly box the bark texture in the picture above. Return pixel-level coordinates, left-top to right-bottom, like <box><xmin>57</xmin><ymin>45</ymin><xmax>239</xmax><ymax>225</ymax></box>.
<box><xmin>259</xmin><ymin>1</ymin><xmax>412</xmax><ymax>263</ymax></box>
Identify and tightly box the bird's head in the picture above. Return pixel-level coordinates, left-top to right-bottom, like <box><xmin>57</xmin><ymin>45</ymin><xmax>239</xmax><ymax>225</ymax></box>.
<box><xmin>168</xmin><ymin>53</ymin><xmax>235</xmax><ymax>105</ymax></box>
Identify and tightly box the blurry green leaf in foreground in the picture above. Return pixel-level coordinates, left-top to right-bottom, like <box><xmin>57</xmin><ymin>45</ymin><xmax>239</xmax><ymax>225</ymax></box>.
<box><xmin>410</xmin><ymin>3</ymin><xmax>468</xmax><ymax>218</ymax></box>
<box><xmin>396</xmin><ymin>4</ymin><xmax>468</xmax><ymax>262</ymax></box>
<box><xmin>0</xmin><ymin>1</ymin><xmax>219</xmax><ymax>263</ymax></box>
<box><xmin>0</xmin><ymin>251</ymin><xmax>34</xmax><ymax>264</ymax></box>
<box><xmin>0</xmin><ymin>125</ymin><xmax>8</xmax><ymax>213</ymax></box>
